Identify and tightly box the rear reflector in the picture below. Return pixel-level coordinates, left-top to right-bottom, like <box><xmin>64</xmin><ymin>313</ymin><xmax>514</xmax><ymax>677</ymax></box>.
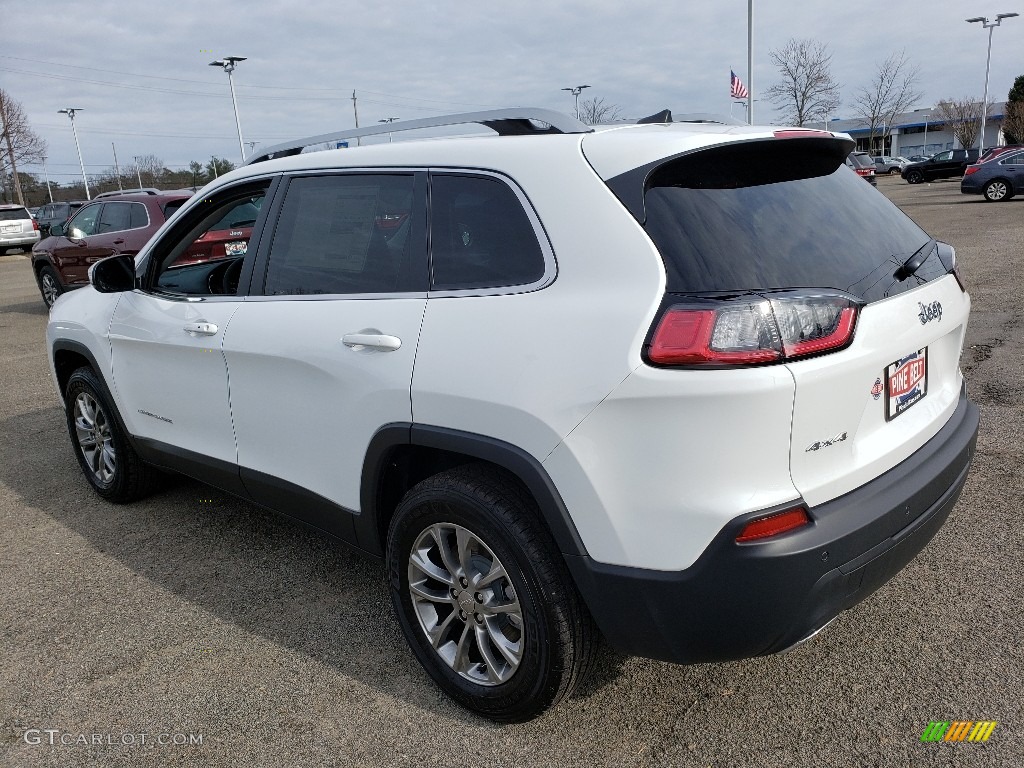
<box><xmin>736</xmin><ymin>507</ymin><xmax>811</xmax><ymax>542</ymax></box>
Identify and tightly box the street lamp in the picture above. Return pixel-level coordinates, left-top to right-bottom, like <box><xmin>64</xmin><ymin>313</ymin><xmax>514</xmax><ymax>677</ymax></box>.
<box><xmin>57</xmin><ymin>108</ymin><xmax>90</xmax><ymax>200</ymax></box>
<box><xmin>966</xmin><ymin>13</ymin><xmax>1018</xmax><ymax>153</ymax></box>
<box><xmin>922</xmin><ymin>114</ymin><xmax>931</xmax><ymax>158</ymax></box>
<box><xmin>132</xmin><ymin>156</ymin><xmax>144</xmax><ymax>188</ymax></box>
<box><xmin>561</xmin><ymin>85</ymin><xmax>591</xmax><ymax>120</ymax></box>
<box><xmin>378</xmin><ymin>117</ymin><xmax>399</xmax><ymax>142</ymax></box>
<box><xmin>209</xmin><ymin>56</ymin><xmax>248</xmax><ymax>163</ymax></box>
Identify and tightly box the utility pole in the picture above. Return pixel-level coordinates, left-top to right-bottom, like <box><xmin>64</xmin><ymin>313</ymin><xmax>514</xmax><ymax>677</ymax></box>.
<box><xmin>58</xmin><ymin>108</ymin><xmax>90</xmax><ymax>200</ymax></box>
<box><xmin>43</xmin><ymin>163</ymin><xmax>53</xmax><ymax>202</ymax></box>
<box><xmin>352</xmin><ymin>90</ymin><xmax>361</xmax><ymax>146</ymax></box>
<box><xmin>111</xmin><ymin>143</ymin><xmax>123</xmax><ymax>192</ymax></box>
<box><xmin>378</xmin><ymin>117</ymin><xmax>399</xmax><ymax>142</ymax></box>
<box><xmin>133</xmin><ymin>156</ymin><xmax>144</xmax><ymax>188</ymax></box>
<box><xmin>966</xmin><ymin>14</ymin><xmax>1018</xmax><ymax>154</ymax></box>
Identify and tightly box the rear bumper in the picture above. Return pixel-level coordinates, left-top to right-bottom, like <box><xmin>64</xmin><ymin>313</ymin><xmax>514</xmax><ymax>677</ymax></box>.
<box><xmin>0</xmin><ymin>232</ymin><xmax>40</xmax><ymax>247</ymax></box>
<box><xmin>566</xmin><ymin>384</ymin><xmax>979</xmax><ymax>664</ymax></box>
<box><xmin>960</xmin><ymin>177</ymin><xmax>986</xmax><ymax>194</ymax></box>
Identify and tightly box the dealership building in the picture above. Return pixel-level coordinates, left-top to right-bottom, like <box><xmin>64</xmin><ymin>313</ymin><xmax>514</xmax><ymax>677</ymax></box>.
<box><xmin>825</xmin><ymin>102</ymin><xmax>1010</xmax><ymax>157</ymax></box>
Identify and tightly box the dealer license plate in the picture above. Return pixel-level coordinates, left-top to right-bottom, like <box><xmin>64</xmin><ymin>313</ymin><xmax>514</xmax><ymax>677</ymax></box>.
<box><xmin>886</xmin><ymin>348</ymin><xmax>928</xmax><ymax>421</ymax></box>
<box><xmin>225</xmin><ymin>241</ymin><xmax>247</xmax><ymax>256</ymax></box>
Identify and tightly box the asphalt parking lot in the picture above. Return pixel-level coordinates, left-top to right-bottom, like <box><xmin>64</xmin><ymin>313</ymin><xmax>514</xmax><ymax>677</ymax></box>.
<box><xmin>1</xmin><ymin>175</ymin><xmax>1022</xmax><ymax>767</ymax></box>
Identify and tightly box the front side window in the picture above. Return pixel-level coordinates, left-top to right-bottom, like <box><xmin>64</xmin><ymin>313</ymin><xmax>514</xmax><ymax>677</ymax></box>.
<box><xmin>429</xmin><ymin>174</ymin><xmax>545</xmax><ymax>291</ymax></box>
<box><xmin>264</xmin><ymin>174</ymin><xmax>416</xmax><ymax>296</ymax></box>
<box><xmin>67</xmin><ymin>204</ymin><xmax>102</xmax><ymax>238</ymax></box>
<box><xmin>933</xmin><ymin>151</ymin><xmax>953</xmax><ymax>161</ymax></box>
<box><xmin>149</xmin><ymin>182</ymin><xmax>270</xmax><ymax>297</ymax></box>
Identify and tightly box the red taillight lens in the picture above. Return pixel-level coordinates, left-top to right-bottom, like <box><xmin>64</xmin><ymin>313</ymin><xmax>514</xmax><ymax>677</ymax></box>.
<box><xmin>964</xmin><ymin>165</ymin><xmax>980</xmax><ymax>176</ymax></box>
<box><xmin>32</xmin><ymin>219</ymin><xmax>40</xmax><ymax>231</ymax></box>
<box><xmin>648</xmin><ymin>295</ymin><xmax>858</xmax><ymax>367</ymax></box>
<box><xmin>736</xmin><ymin>507</ymin><xmax>811</xmax><ymax>542</ymax></box>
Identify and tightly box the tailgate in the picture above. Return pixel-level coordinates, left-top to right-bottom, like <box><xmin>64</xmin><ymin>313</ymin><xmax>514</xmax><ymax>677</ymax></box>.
<box><xmin>787</xmin><ymin>274</ymin><xmax>969</xmax><ymax>506</ymax></box>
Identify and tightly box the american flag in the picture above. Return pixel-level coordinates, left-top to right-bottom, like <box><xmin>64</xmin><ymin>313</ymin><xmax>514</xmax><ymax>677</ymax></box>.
<box><xmin>730</xmin><ymin>70</ymin><xmax>749</xmax><ymax>99</ymax></box>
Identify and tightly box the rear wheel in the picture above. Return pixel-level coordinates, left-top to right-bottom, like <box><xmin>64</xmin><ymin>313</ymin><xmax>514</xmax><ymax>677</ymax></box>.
<box><xmin>387</xmin><ymin>464</ymin><xmax>595</xmax><ymax>722</ymax></box>
<box><xmin>39</xmin><ymin>266</ymin><xmax>63</xmax><ymax>308</ymax></box>
<box><xmin>983</xmin><ymin>179</ymin><xmax>1012</xmax><ymax>202</ymax></box>
<box><xmin>906</xmin><ymin>170</ymin><xmax>924</xmax><ymax>184</ymax></box>
<box><xmin>889</xmin><ymin>167</ymin><xmax>901</xmax><ymax>175</ymax></box>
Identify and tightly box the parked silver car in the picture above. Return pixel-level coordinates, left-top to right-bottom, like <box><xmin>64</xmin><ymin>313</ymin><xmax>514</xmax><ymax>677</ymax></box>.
<box><xmin>874</xmin><ymin>156</ymin><xmax>907</xmax><ymax>175</ymax></box>
<box><xmin>0</xmin><ymin>204</ymin><xmax>41</xmax><ymax>253</ymax></box>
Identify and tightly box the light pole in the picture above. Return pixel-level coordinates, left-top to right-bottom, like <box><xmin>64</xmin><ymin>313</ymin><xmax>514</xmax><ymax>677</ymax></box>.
<box><xmin>561</xmin><ymin>85</ymin><xmax>591</xmax><ymax>120</ymax></box>
<box><xmin>57</xmin><ymin>108</ymin><xmax>90</xmax><ymax>200</ymax></box>
<box><xmin>378</xmin><ymin>117</ymin><xmax>399</xmax><ymax>142</ymax></box>
<box><xmin>966</xmin><ymin>13</ymin><xmax>1018</xmax><ymax>153</ymax></box>
<box><xmin>747</xmin><ymin>0</ymin><xmax>753</xmax><ymax>124</ymax></box>
<box><xmin>209</xmin><ymin>56</ymin><xmax>248</xmax><ymax>163</ymax></box>
<box><xmin>922</xmin><ymin>114</ymin><xmax>931</xmax><ymax>158</ymax></box>
<box><xmin>132</xmin><ymin>156</ymin><xmax>144</xmax><ymax>188</ymax></box>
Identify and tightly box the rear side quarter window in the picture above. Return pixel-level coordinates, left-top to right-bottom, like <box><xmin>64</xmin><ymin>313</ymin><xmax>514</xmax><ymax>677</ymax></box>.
<box><xmin>428</xmin><ymin>173</ymin><xmax>547</xmax><ymax>292</ymax></box>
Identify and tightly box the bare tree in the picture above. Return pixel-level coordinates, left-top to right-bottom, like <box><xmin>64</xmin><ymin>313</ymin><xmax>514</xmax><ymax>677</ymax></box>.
<box><xmin>578</xmin><ymin>97</ymin><xmax>624</xmax><ymax>126</ymax></box>
<box><xmin>852</xmin><ymin>51</ymin><xmax>922</xmax><ymax>154</ymax></box>
<box><xmin>0</xmin><ymin>89</ymin><xmax>47</xmax><ymax>206</ymax></box>
<box><xmin>765</xmin><ymin>39</ymin><xmax>841</xmax><ymax>126</ymax></box>
<box><xmin>934</xmin><ymin>98</ymin><xmax>993</xmax><ymax>150</ymax></box>
<box><xmin>133</xmin><ymin>154</ymin><xmax>165</xmax><ymax>186</ymax></box>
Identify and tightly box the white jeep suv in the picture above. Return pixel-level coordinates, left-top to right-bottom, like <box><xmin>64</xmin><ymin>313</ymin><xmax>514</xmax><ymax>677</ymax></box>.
<box><xmin>46</xmin><ymin>109</ymin><xmax>979</xmax><ymax>722</ymax></box>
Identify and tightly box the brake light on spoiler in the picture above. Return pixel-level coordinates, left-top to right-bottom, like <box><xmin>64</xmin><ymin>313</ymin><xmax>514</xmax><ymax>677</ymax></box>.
<box><xmin>647</xmin><ymin>293</ymin><xmax>859</xmax><ymax>367</ymax></box>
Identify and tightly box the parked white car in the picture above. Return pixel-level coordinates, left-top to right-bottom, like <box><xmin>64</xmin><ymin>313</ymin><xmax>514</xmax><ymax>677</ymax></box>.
<box><xmin>46</xmin><ymin>108</ymin><xmax>980</xmax><ymax>722</ymax></box>
<box><xmin>874</xmin><ymin>155</ymin><xmax>908</xmax><ymax>174</ymax></box>
<box><xmin>0</xmin><ymin>204</ymin><xmax>41</xmax><ymax>252</ymax></box>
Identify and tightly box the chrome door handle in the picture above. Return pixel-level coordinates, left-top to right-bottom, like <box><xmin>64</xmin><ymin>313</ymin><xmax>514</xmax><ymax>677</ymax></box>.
<box><xmin>342</xmin><ymin>333</ymin><xmax>402</xmax><ymax>351</ymax></box>
<box><xmin>183</xmin><ymin>322</ymin><xmax>218</xmax><ymax>336</ymax></box>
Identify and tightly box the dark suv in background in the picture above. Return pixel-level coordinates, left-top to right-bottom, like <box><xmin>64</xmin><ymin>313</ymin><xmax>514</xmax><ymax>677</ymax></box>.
<box><xmin>35</xmin><ymin>201</ymin><xmax>87</xmax><ymax>238</ymax></box>
<box><xmin>902</xmin><ymin>149</ymin><xmax>980</xmax><ymax>184</ymax></box>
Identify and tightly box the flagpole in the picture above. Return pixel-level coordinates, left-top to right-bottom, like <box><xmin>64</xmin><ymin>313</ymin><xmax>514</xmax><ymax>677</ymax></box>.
<box><xmin>747</xmin><ymin>0</ymin><xmax>753</xmax><ymax>124</ymax></box>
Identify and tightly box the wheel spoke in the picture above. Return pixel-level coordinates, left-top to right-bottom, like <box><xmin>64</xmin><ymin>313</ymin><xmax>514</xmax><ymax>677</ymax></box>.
<box><xmin>481</xmin><ymin>597</ymin><xmax>520</xmax><ymax>616</ymax></box>
<box><xmin>409</xmin><ymin>577</ymin><xmax>453</xmax><ymax>604</ymax></box>
<box><xmin>429</xmin><ymin>525</ymin><xmax>461</xmax><ymax>579</ymax></box>
<box><xmin>409</xmin><ymin>548</ymin><xmax>455</xmax><ymax>586</ymax></box>
<box><xmin>474</xmin><ymin>561</ymin><xmax>507</xmax><ymax>589</ymax></box>
<box><xmin>484</xmin><ymin>620</ymin><xmax>523</xmax><ymax>668</ymax></box>
<box><xmin>426</xmin><ymin>610</ymin><xmax>459</xmax><ymax>650</ymax></box>
<box><xmin>474</xmin><ymin>625</ymin><xmax>505</xmax><ymax>684</ymax></box>
<box><xmin>455</xmin><ymin>527</ymin><xmax>475</xmax><ymax>576</ymax></box>
<box><xmin>452</xmin><ymin>620</ymin><xmax>475</xmax><ymax>673</ymax></box>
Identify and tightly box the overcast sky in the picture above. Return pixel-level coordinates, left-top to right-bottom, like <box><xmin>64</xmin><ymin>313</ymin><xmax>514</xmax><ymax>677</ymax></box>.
<box><xmin>2</xmin><ymin>0</ymin><xmax>1022</xmax><ymax>184</ymax></box>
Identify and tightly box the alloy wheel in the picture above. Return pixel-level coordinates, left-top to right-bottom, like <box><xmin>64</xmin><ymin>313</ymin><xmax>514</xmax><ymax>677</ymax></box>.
<box><xmin>985</xmin><ymin>181</ymin><xmax>1008</xmax><ymax>201</ymax></box>
<box><xmin>73</xmin><ymin>391</ymin><xmax>116</xmax><ymax>484</ymax></box>
<box><xmin>41</xmin><ymin>273</ymin><xmax>61</xmax><ymax>307</ymax></box>
<box><xmin>407</xmin><ymin>522</ymin><xmax>524</xmax><ymax>686</ymax></box>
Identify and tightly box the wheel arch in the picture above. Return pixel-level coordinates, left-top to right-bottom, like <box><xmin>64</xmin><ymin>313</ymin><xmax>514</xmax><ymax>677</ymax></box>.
<box><xmin>52</xmin><ymin>340</ymin><xmax>102</xmax><ymax>397</ymax></box>
<box><xmin>983</xmin><ymin>176</ymin><xmax>1015</xmax><ymax>198</ymax></box>
<box><xmin>357</xmin><ymin>424</ymin><xmax>589</xmax><ymax>560</ymax></box>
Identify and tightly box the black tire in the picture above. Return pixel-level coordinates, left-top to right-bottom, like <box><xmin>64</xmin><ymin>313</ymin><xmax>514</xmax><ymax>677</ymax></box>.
<box><xmin>387</xmin><ymin>464</ymin><xmax>595</xmax><ymax>722</ymax></box>
<box><xmin>983</xmin><ymin>179</ymin><xmax>1013</xmax><ymax>202</ymax></box>
<box><xmin>64</xmin><ymin>366</ymin><xmax>157</xmax><ymax>503</ymax></box>
<box><xmin>889</xmin><ymin>167</ymin><xmax>901</xmax><ymax>175</ymax></box>
<box><xmin>906</xmin><ymin>170</ymin><xmax>924</xmax><ymax>184</ymax></box>
<box><xmin>38</xmin><ymin>265</ymin><xmax>64</xmax><ymax>309</ymax></box>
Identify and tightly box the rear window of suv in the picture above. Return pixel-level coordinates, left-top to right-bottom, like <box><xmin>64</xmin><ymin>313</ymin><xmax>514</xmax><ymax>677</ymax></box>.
<box><xmin>641</xmin><ymin>140</ymin><xmax>946</xmax><ymax>303</ymax></box>
<box><xmin>0</xmin><ymin>207</ymin><xmax>30</xmax><ymax>221</ymax></box>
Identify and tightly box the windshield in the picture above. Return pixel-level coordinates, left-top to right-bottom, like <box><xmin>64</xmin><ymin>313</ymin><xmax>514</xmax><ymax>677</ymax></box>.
<box><xmin>642</xmin><ymin>142</ymin><xmax>946</xmax><ymax>303</ymax></box>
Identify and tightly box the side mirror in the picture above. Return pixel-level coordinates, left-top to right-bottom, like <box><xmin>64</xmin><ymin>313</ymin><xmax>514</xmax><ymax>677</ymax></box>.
<box><xmin>89</xmin><ymin>253</ymin><xmax>136</xmax><ymax>294</ymax></box>
<box><xmin>49</xmin><ymin>221</ymin><xmax>64</xmax><ymax>238</ymax></box>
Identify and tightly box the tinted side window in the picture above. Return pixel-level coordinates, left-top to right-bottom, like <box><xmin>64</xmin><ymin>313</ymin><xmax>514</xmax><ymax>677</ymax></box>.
<box><xmin>429</xmin><ymin>174</ymin><xmax>544</xmax><ymax>291</ymax></box>
<box><xmin>129</xmin><ymin>203</ymin><xmax>149</xmax><ymax>229</ymax></box>
<box><xmin>98</xmin><ymin>202</ymin><xmax>132</xmax><ymax>233</ymax></box>
<box><xmin>264</xmin><ymin>174</ymin><xmax>415</xmax><ymax>296</ymax></box>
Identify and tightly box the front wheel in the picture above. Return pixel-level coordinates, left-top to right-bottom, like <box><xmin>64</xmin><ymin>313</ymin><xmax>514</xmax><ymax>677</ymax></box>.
<box><xmin>38</xmin><ymin>266</ymin><xmax>64</xmax><ymax>308</ymax></box>
<box><xmin>983</xmin><ymin>179</ymin><xmax>1011</xmax><ymax>202</ymax></box>
<box><xmin>889</xmin><ymin>167</ymin><xmax>901</xmax><ymax>175</ymax></box>
<box><xmin>387</xmin><ymin>464</ymin><xmax>595</xmax><ymax>722</ymax></box>
<box><xmin>906</xmin><ymin>170</ymin><xmax>924</xmax><ymax>184</ymax></box>
<box><xmin>64</xmin><ymin>367</ymin><xmax>157</xmax><ymax>502</ymax></box>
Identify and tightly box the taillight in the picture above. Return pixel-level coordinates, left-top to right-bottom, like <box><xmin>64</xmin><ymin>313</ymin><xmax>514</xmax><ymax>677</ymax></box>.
<box><xmin>736</xmin><ymin>506</ymin><xmax>811</xmax><ymax>542</ymax></box>
<box><xmin>964</xmin><ymin>165</ymin><xmax>980</xmax><ymax>176</ymax></box>
<box><xmin>648</xmin><ymin>293</ymin><xmax>859</xmax><ymax>367</ymax></box>
<box><xmin>32</xmin><ymin>219</ymin><xmax>40</xmax><ymax>231</ymax></box>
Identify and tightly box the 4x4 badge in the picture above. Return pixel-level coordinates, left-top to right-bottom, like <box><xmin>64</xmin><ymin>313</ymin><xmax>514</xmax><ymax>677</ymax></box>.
<box><xmin>806</xmin><ymin>432</ymin><xmax>848</xmax><ymax>452</ymax></box>
<box><xmin>918</xmin><ymin>300</ymin><xmax>942</xmax><ymax>324</ymax></box>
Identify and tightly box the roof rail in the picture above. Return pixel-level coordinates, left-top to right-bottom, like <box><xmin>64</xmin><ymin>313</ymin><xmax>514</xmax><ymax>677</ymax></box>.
<box><xmin>247</xmin><ymin>108</ymin><xmax>593</xmax><ymax>165</ymax></box>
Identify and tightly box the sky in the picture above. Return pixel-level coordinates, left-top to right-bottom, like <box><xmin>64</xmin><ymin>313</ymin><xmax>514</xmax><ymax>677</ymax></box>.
<box><xmin>2</xmin><ymin>0</ymin><xmax>1022</xmax><ymax>186</ymax></box>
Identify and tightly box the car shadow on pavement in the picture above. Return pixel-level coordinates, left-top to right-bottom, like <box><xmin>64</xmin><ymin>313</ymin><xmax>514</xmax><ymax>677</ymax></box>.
<box><xmin>0</xmin><ymin>405</ymin><xmax>624</xmax><ymax>723</ymax></box>
<box><xmin>0</xmin><ymin>299</ymin><xmax>48</xmax><ymax>317</ymax></box>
